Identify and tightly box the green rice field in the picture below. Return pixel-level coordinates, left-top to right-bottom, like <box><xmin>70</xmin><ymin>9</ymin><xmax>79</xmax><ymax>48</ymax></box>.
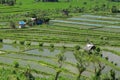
<box><xmin>0</xmin><ymin>0</ymin><xmax>120</xmax><ymax>80</ymax></box>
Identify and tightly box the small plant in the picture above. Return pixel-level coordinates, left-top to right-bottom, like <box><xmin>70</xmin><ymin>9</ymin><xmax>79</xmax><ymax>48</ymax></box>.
<box><xmin>0</xmin><ymin>39</ymin><xmax>3</xmax><ymax>43</ymax></box>
<box><xmin>24</xmin><ymin>66</ymin><xmax>35</xmax><ymax>80</ymax></box>
<box><xmin>25</xmin><ymin>41</ymin><xmax>31</xmax><ymax>45</ymax></box>
<box><xmin>111</xmin><ymin>61</ymin><xmax>114</xmax><ymax>64</ymax></box>
<box><xmin>100</xmin><ymin>54</ymin><xmax>103</xmax><ymax>57</ymax></box>
<box><xmin>39</xmin><ymin>42</ymin><xmax>43</xmax><ymax>47</ymax></box>
<box><xmin>13</xmin><ymin>61</ymin><xmax>19</xmax><ymax>68</ymax></box>
<box><xmin>12</xmin><ymin>40</ymin><xmax>16</xmax><ymax>44</ymax></box>
<box><xmin>109</xmin><ymin>69</ymin><xmax>116</xmax><ymax>80</ymax></box>
<box><xmin>50</xmin><ymin>44</ymin><xmax>54</xmax><ymax>48</ymax></box>
<box><xmin>96</xmin><ymin>47</ymin><xmax>101</xmax><ymax>53</ymax></box>
<box><xmin>62</xmin><ymin>45</ymin><xmax>66</xmax><ymax>49</ymax></box>
<box><xmin>9</xmin><ymin>21</ymin><xmax>16</xmax><ymax>29</ymax></box>
<box><xmin>114</xmin><ymin>63</ymin><xmax>117</xmax><ymax>66</ymax></box>
<box><xmin>74</xmin><ymin>45</ymin><xmax>80</xmax><ymax>50</ymax></box>
<box><xmin>105</xmin><ymin>57</ymin><xmax>109</xmax><ymax>60</ymax></box>
<box><xmin>12</xmin><ymin>70</ymin><xmax>16</xmax><ymax>74</ymax></box>
<box><xmin>100</xmin><ymin>36</ymin><xmax>109</xmax><ymax>40</ymax></box>
<box><xmin>19</xmin><ymin>40</ymin><xmax>25</xmax><ymax>45</ymax></box>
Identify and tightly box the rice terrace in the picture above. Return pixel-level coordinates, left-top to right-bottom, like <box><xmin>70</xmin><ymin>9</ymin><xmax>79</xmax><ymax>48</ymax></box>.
<box><xmin>0</xmin><ymin>0</ymin><xmax>120</xmax><ymax>80</ymax></box>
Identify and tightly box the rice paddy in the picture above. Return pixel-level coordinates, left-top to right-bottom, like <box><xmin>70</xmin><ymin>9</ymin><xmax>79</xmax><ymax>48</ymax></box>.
<box><xmin>0</xmin><ymin>0</ymin><xmax>120</xmax><ymax>79</ymax></box>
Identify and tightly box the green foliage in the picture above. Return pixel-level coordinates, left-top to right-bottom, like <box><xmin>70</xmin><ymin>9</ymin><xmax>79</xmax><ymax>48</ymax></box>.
<box><xmin>55</xmin><ymin>52</ymin><xmax>66</xmax><ymax>80</ymax></box>
<box><xmin>25</xmin><ymin>41</ymin><xmax>31</xmax><ymax>45</ymax></box>
<box><xmin>9</xmin><ymin>21</ymin><xmax>16</xmax><ymax>29</ymax></box>
<box><xmin>0</xmin><ymin>39</ymin><xmax>3</xmax><ymax>43</ymax></box>
<box><xmin>50</xmin><ymin>44</ymin><xmax>54</xmax><ymax>48</ymax></box>
<box><xmin>0</xmin><ymin>43</ymin><xmax>3</xmax><ymax>48</ymax></box>
<box><xmin>19</xmin><ymin>40</ymin><xmax>25</xmax><ymax>45</ymax></box>
<box><xmin>12</xmin><ymin>40</ymin><xmax>17</xmax><ymax>44</ymax></box>
<box><xmin>0</xmin><ymin>0</ymin><xmax>16</xmax><ymax>6</ymax></box>
<box><xmin>39</xmin><ymin>42</ymin><xmax>44</xmax><ymax>47</ymax></box>
<box><xmin>13</xmin><ymin>61</ymin><xmax>19</xmax><ymax>68</ymax></box>
<box><xmin>74</xmin><ymin>45</ymin><xmax>80</xmax><ymax>50</ymax></box>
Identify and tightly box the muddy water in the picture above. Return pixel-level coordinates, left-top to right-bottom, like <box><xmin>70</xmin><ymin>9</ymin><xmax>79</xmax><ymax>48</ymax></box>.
<box><xmin>102</xmin><ymin>51</ymin><xmax>120</xmax><ymax>67</ymax></box>
<box><xmin>0</xmin><ymin>44</ymin><xmax>20</xmax><ymax>52</ymax></box>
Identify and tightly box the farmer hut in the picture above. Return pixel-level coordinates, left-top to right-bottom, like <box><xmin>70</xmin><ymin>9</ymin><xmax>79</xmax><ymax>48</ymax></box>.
<box><xmin>19</xmin><ymin>21</ymin><xmax>26</xmax><ymax>28</ymax></box>
<box><xmin>36</xmin><ymin>18</ymin><xmax>43</xmax><ymax>25</ymax></box>
<box><xmin>84</xmin><ymin>43</ymin><xmax>96</xmax><ymax>52</ymax></box>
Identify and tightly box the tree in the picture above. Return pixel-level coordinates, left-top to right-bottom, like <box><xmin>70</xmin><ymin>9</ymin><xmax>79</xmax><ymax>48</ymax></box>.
<box><xmin>55</xmin><ymin>52</ymin><xmax>66</xmax><ymax>80</ymax></box>
<box><xmin>24</xmin><ymin>66</ymin><xmax>35</xmax><ymax>80</ymax></box>
<box><xmin>110</xmin><ymin>69</ymin><xmax>116</xmax><ymax>80</ymax></box>
<box><xmin>87</xmin><ymin>46</ymin><xmax>105</xmax><ymax>80</ymax></box>
<box><xmin>74</xmin><ymin>50</ymin><xmax>87</xmax><ymax>80</ymax></box>
<box><xmin>111</xmin><ymin>6</ymin><xmax>118</xmax><ymax>13</ymax></box>
<box><xmin>0</xmin><ymin>0</ymin><xmax>16</xmax><ymax>6</ymax></box>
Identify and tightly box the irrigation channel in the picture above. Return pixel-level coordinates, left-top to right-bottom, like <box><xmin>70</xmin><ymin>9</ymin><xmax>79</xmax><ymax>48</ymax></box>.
<box><xmin>0</xmin><ymin>44</ymin><xmax>120</xmax><ymax>78</ymax></box>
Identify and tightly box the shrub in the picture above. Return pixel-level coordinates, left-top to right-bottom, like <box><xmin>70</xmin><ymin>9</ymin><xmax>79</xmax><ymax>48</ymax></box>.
<box><xmin>50</xmin><ymin>44</ymin><xmax>54</xmax><ymax>48</ymax></box>
<box><xmin>96</xmin><ymin>47</ymin><xmax>101</xmax><ymax>52</ymax></box>
<box><xmin>105</xmin><ymin>57</ymin><xmax>109</xmax><ymax>60</ymax></box>
<box><xmin>39</xmin><ymin>42</ymin><xmax>43</xmax><ymax>47</ymax></box>
<box><xmin>83</xmin><ymin>2</ymin><xmax>87</xmax><ymax>5</ymax></box>
<box><xmin>100</xmin><ymin>54</ymin><xmax>103</xmax><ymax>57</ymax></box>
<box><xmin>0</xmin><ymin>39</ymin><xmax>3</xmax><ymax>43</ymax></box>
<box><xmin>62</xmin><ymin>45</ymin><xmax>66</xmax><ymax>49</ymax></box>
<box><xmin>19</xmin><ymin>40</ymin><xmax>25</xmax><ymax>45</ymax></box>
<box><xmin>111</xmin><ymin>61</ymin><xmax>114</xmax><ymax>64</ymax></box>
<box><xmin>13</xmin><ymin>61</ymin><xmax>19</xmax><ymax>68</ymax></box>
<box><xmin>13</xmin><ymin>40</ymin><xmax>16</xmax><ymax>44</ymax></box>
<box><xmin>25</xmin><ymin>41</ymin><xmax>31</xmax><ymax>45</ymax></box>
<box><xmin>9</xmin><ymin>21</ymin><xmax>16</xmax><ymax>29</ymax></box>
<box><xmin>74</xmin><ymin>45</ymin><xmax>80</xmax><ymax>50</ymax></box>
<box><xmin>114</xmin><ymin>63</ymin><xmax>117</xmax><ymax>66</ymax></box>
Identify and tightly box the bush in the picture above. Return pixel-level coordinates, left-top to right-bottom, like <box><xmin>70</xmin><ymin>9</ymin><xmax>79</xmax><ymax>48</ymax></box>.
<box><xmin>13</xmin><ymin>61</ymin><xmax>19</xmax><ymax>68</ymax></box>
<box><xmin>74</xmin><ymin>45</ymin><xmax>80</xmax><ymax>50</ymax></box>
<box><xmin>25</xmin><ymin>41</ymin><xmax>31</xmax><ymax>45</ymax></box>
<box><xmin>12</xmin><ymin>40</ymin><xmax>16</xmax><ymax>44</ymax></box>
<box><xmin>50</xmin><ymin>44</ymin><xmax>54</xmax><ymax>48</ymax></box>
<box><xmin>105</xmin><ymin>57</ymin><xmax>109</xmax><ymax>60</ymax></box>
<box><xmin>39</xmin><ymin>42</ymin><xmax>43</xmax><ymax>47</ymax></box>
<box><xmin>0</xmin><ymin>39</ymin><xmax>3</xmax><ymax>43</ymax></box>
<box><xmin>114</xmin><ymin>63</ymin><xmax>117</xmax><ymax>66</ymax></box>
<box><xmin>19</xmin><ymin>40</ymin><xmax>25</xmax><ymax>45</ymax></box>
<box><xmin>96</xmin><ymin>47</ymin><xmax>101</xmax><ymax>52</ymax></box>
<box><xmin>62</xmin><ymin>45</ymin><xmax>66</xmax><ymax>49</ymax></box>
<box><xmin>9</xmin><ymin>21</ymin><xmax>16</xmax><ymax>29</ymax></box>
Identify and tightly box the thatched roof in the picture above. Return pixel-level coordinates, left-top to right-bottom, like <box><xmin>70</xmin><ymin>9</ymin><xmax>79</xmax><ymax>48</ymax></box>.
<box><xmin>84</xmin><ymin>43</ymin><xmax>95</xmax><ymax>51</ymax></box>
